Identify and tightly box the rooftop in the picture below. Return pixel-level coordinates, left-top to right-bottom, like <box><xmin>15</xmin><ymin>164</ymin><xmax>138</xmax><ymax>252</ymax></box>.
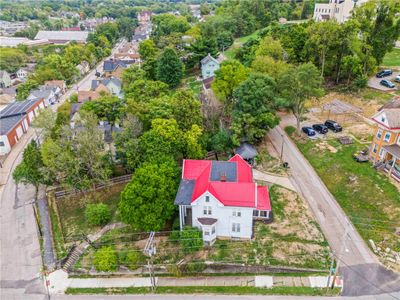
<box><xmin>35</xmin><ymin>31</ymin><xmax>89</xmax><ymax>42</ymax></box>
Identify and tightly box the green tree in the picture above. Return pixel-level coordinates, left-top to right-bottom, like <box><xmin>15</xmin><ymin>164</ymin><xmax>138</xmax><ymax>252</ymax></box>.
<box><xmin>31</xmin><ymin>107</ymin><xmax>56</xmax><ymax>140</ymax></box>
<box><xmin>152</xmin><ymin>14</ymin><xmax>190</xmax><ymax>39</ymax></box>
<box><xmin>352</xmin><ymin>0</ymin><xmax>400</xmax><ymax>70</ymax></box>
<box><xmin>16</xmin><ymin>79</ymin><xmax>39</xmax><ymax>101</ymax></box>
<box><xmin>156</xmin><ymin>48</ymin><xmax>183</xmax><ymax>88</ymax></box>
<box><xmin>231</xmin><ymin>73</ymin><xmax>280</xmax><ymax>145</ymax></box>
<box><xmin>255</xmin><ymin>36</ymin><xmax>285</xmax><ymax>61</ymax></box>
<box><xmin>119</xmin><ymin>157</ymin><xmax>180</xmax><ymax>231</ymax></box>
<box><xmin>170</xmin><ymin>89</ymin><xmax>202</xmax><ymax>131</ymax></box>
<box><xmin>125</xmin><ymin>79</ymin><xmax>169</xmax><ymax>103</ymax></box>
<box><xmin>251</xmin><ymin>55</ymin><xmax>290</xmax><ymax>80</ymax></box>
<box><xmin>210</xmin><ymin>130</ymin><xmax>232</xmax><ymax>158</ymax></box>
<box><xmin>122</xmin><ymin>65</ymin><xmax>146</xmax><ymax>88</ymax></box>
<box><xmin>114</xmin><ymin>115</ymin><xmax>143</xmax><ymax>171</ymax></box>
<box><xmin>85</xmin><ymin>203</ymin><xmax>111</xmax><ymax>226</ymax></box>
<box><xmin>138</xmin><ymin>39</ymin><xmax>157</xmax><ymax>61</ymax></box>
<box><xmin>81</xmin><ymin>95</ymin><xmax>124</xmax><ymax>125</ymax></box>
<box><xmin>278</xmin><ymin>63</ymin><xmax>324</xmax><ymax>134</ymax></box>
<box><xmin>13</xmin><ymin>140</ymin><xmax>46</xmax><ymax>199</ymax></box>
<box><xmin>117</xmin><ymin>17</ymin><xmax>137</xmax><ymax>42</ymax></box>
<box><xmin>0</xmin><ymin>48</ymin><xmax>27</xmax><ymax>73</ymax></box>
<box><xmin>93</xmin><ymin>246</ymin><xmax>118</xmax><ymax>272</ymax></box>
<box><xmin>200</xmin><ymin>3</ymin><xmax>211</xmax><ymax>16</ymax></box>
<box><xmin>211</xmin><ymin>60</ymin><xmax>249</xmax><ymax>114</ymax></box>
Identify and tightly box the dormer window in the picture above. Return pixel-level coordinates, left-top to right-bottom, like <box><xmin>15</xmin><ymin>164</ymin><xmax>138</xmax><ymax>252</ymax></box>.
<box><xmin>381</xmin><ymin>116</ymin><xmax>385</xmax><ymax>122</ymax></box>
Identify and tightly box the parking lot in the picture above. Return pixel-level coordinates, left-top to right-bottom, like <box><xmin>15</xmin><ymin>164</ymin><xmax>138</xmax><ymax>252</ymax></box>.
<box><xmin>367</xmin><ymin>70</ymin><xmax>399</xmax><ymax>91</ymax></box>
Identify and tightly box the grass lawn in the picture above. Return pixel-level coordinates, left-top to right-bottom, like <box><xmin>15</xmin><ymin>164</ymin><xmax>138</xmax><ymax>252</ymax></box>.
<box><xmin>184</xmin><ymin>76</ymin><xmax>202</xmax><ymax>97</ymax></box>
<box><xmin>285</xmin><ymin>126</ymin><xmax>400</xmax><ymax>252</ymax></box>
<box><xmin>382</xmin><ymin>48</ymin><xmax>400</xmax><ymax>67</ymax></box>
<box><xmin>357</xmin><ymin>88</ymin><xmax>394</xmax><ymax>104</ymax></box>
<box><xmin>225</xmin><ymin>30</ymin><xmax>261</xmax><ymax>60</ymax></box>
<box><xmin>57</xmin><ymin>183</ymin><xmax>126</xmax><ymax>240</ymax></box>
<box><xmin>66</xmin><ymin>286</ymin><xmax>341</xmax><ymax>296</ymax></box>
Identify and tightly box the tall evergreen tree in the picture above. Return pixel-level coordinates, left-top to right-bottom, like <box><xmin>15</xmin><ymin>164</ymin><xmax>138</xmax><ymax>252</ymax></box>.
<box><xmin>156</xmin><ymin>48</ymin><xmax>183</xmax><ymax>88</ymax></box>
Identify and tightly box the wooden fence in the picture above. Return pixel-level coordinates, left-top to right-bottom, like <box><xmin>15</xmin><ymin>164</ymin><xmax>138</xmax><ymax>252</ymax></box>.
<box><xmin>51</xmin><ymin>174</ymin><xmax>132</xmax><ymax>199</ymax></box>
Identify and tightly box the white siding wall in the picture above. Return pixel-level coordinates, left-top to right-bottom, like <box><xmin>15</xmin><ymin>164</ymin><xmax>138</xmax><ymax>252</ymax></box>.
<box><xmin>0</xmin><ymin>135</ymin><xmax>11</xmax><ymax>155</ymax></box>
<box><xmin>191</xmin><ymin>191</ymin><xmax>254</xmax><ymax>239</ymax></box>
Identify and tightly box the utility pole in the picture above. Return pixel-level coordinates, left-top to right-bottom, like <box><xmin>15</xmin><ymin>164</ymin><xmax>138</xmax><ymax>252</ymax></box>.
<box><xmin>144</xmin><ymin>231</ymin><xmax>156</xmax><ymax>291</ymax></box>
<box><xmin>331</xmin><ymin>225</ymin><xmax>349</xmax><ymax>289</ymax></box>
<box><xmin>280</xmin><ymin>134</ymin><xmax>284</xmax><ymax>161</ymax></box>
<box><xmin>326</xmin><ymin>252</ymin><xmax>335</xmax><ymax>290</ymax></box>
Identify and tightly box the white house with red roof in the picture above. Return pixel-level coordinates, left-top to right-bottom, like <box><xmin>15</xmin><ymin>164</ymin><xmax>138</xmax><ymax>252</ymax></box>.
<box><xmin>175</xmin><ymin>154</ymin><xmax>271</xmax><ymax>245</ymax></box>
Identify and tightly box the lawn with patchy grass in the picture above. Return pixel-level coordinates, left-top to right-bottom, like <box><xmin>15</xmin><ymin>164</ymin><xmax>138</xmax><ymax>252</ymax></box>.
<box><xmin>66</xmin><ymin>286</ymin><xmax>342</xmax><ymax>296</ymax></box>
<box><xmin>382</xmin><ymin>48</ymin><xmax>400</xmax><ymax>67</ymax></box>
<box><xmin>57</xmin><ymin>183</ymin><xmax>126</xmax><ymax>239</ymax></box>
<box><xmin>285</xmin><ymin>126</ymin><xmax>400</xmax><ymax>253</ymax></box>
<box><xmin>225</xmin><ymin>30</ymin><xmax>261</xmax><ymax>60</ymax></box>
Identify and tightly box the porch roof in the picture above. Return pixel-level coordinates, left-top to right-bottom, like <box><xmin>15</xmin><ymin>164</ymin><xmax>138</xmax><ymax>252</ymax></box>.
<box><xmin>198</xmin><ymin>217</ymin><xmax>218</xmax><ymax>226</ymax></box>
<box><xmin>383</xmin><ymin>144</ymin><xmax>400</xmax><ymax>159</ymax></box>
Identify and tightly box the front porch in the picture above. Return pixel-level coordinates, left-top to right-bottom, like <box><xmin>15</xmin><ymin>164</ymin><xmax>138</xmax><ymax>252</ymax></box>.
<box><xmin>382</xmin><ymin>144</ymin><xmax>400</xmax><ymax>183</ymax></box>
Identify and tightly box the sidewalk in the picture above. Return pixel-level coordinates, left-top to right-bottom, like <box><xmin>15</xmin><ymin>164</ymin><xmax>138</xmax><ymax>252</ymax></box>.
<box><xmin>47</xmin><ymin>270</ymin><xmax>342</xmax><ymax>294</ymax></box>
<box><xmin>252</xmin><ymin>169</ymin><xmax>296</xmax><ymax>191</ymax></box>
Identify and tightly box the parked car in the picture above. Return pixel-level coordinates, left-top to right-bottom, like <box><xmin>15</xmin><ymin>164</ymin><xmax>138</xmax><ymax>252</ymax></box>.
<box><xmin>324</xmin><ymin>120</ymin><xmax>342</xmax><ymax>133</ymax></box>
<box><xmin>380</xmin><ymin>79</ymin><xmax>395</xmax><ymax>88</ymax></box>
<box><xmin>312</xmin><ymin>124</ymin><xmax>328</xmax><ymax>134</ymax></box>
<box><xmin>302</xmin><ymin>126</ymin><xmax>316</xmax><ymax>137</ymax></box>
<box><xmin>394</xmin><ymin>75</ymin><xmax>400</xmax><ymax>83</ymax></box>
<box><xmin>376</xmin><ymin>69</ymin><xmax>392</xmax><ymax>78</ymax></box>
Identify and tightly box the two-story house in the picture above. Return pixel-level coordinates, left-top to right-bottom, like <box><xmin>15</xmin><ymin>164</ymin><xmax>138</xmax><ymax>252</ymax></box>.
<box><xmin>313</xmin><ymin>0</ymin><xmax>369</xmax><ymax>23</ymax></box>
<box><xmin>370</xmin><ymin>97</ymin><xmax>400</xmax><ymax>182</ymax></box>
<box><xmin>91</xmin><ymin>77</ymin><xmax>122</xmax><ymax>98</ymax></box>
<box><xmin>201</xmin><ymin>54</ymin><xmax>220</xmax><ymax>80</ymax></box>
<box><xmin>103</xmin><ymin>60</ymin><xmax>127</xmax><ymax>79</ymax></box>
<box><xmin>175</xmin><ymin>155</ymin><xmax>272</xmax><ymax>245</ymax></box>
<box><xmin>0</xmin><ymin>70</ymin><xmax>12</xmax><ymax>88</ymax></box>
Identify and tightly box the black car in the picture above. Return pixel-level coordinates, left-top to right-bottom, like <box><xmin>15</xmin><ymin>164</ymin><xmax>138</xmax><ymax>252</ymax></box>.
<box><xmin>302</xmin><ymin>126</ymin><xmax>316</xmax><ymax>137</ymax></box>
<box><xmin>312</xmin><ymin>124</ymin><xmax>328</xmax><ymax>134</ymax></box>
<box><xmin>380</xmin><ymin>79</ymin><xmax>395</xmax><ymax>88</ymax></box>
<box><xmin>324</xmin><ymin>120</ymin><xmax>342</xmax><ymax>133</ymax></box>
<box><xmin>376</xmin><ymin>69</ymin><xmax>393</xmax><ymax>78</ymax></box>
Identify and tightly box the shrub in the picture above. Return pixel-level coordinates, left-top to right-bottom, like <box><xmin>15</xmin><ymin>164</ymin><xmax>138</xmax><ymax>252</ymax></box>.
<box><xmin>179</xmin><ymin>226</ymin><xmax>203</xmax><ymax>254</ymax></box>
<box><xmin>93</xmin><ymin>246</ymin><xmax>118</xmax><ymax>272</ymax></box>
<box><xmin>118</xmin><ymin>249</ymin><xmax>146</xmax><ymax>270</ymax></box>
<box><xmin>85</xmin><ymin>203</ymin><xmax>111</xmax><ymax>226</ymax></box>
<box><xmin>184</xmin><ymin>261</ymin><xmax>206</xmax><ymax>274</ymax></box>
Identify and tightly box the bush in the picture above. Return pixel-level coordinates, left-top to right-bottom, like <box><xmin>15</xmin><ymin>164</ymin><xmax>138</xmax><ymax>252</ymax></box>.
<box><xmin>85</xmin><ymin>203</ymin><xmax>111</xmax><ymax>226</ymax></box>
<box><xmin>93</xmin><ymin>246</ymin><xmax>118</xmax><ymax>272</ymax></box>
<box><xmin>184</xmin><ymin>261</ymin><xmax>206</xmax><ymax>274</ymax></box>
<box><xmin>118</xmin><ymin>249</ymin><xmax>146</xmax><ymax>270</ymax></box>
<box><xmin>179</xmin><ymin>226</ymin><xmax>203</xmax><ymax>254</ymax></box>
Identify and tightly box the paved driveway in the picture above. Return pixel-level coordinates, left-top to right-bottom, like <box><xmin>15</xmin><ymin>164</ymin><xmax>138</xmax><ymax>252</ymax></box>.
<box><xmin>267</xmin><ymin>118</ymin><xmax>400</xmax><ymax>296</ymax></box>
<box><xmin>367</xmin><ymin>72</ymin><xmax>399</xmax><ymax>91</ymax></box>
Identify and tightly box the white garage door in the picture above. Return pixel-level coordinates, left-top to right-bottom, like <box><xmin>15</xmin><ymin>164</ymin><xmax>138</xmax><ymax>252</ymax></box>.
<box><xmin>16</xmin><ymin>126</ymin><xmax>23</xmax><ymax>138</ymax></box>
<box><xmin>23</xmin><ymin>118</ymin><xmax>29</xmax><ymax>131</ymax></box>
<box><xmin>28</xmin><ymin>111</ymin><xmax>34</xmax><ymax>122</ymax></box>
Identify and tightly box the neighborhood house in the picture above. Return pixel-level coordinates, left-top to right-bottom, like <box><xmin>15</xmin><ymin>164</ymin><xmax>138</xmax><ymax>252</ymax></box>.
<box><xmin>201</xmin><ymin>54</ymin><xmax>220</xmax><ymax>80</ymax></box>
<box><xmin>0</xmin><ymin>99</ymin><xmax>45</xmax><ymax>155</ymax></box>
<box><xmin>370</xmin><ymin>97</ymin><xmax>400</xmax><ymax>182</ymax></box>
<box><xmin>175</xmin><ymin>154</ymin><xmax>272</xmax><ymax>245</ymax></box>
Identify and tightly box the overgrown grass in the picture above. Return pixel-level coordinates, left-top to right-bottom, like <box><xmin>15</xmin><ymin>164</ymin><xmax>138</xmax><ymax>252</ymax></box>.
<box><xmin>66</xmin><ymin>286</ymin><xmax>341</xmax><ymax>296</ymax></box>
<box><xmin>58</xmin><ymin>184</ymin><xmax>126</xmax><ymax>238</ymax></box>
<box><xmin>286</xmin><ymin>126</ymin><xmax>400</xmax><ymax>251</ymax></box>
<box><xmin>49</xmin><ymin>204</ymin><xmax>67</xmax><ymax>259</ymax></box>
<box><xmin>358</xmin><ymin>88</ymin><xmax>394</xmax><ymax>104</ymax></box>
<box><xmin>224</xmin><ymin>30</ymin><xmax>261</xmax><ymax>59</ymax></box>
<box><xmin>382</xmin><ymin>48</ymin><xmax>400</xmax><ymax>67</ymax></box>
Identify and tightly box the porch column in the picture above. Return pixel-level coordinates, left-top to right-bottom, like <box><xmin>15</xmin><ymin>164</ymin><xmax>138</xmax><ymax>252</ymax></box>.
<box><xmin>389</xmin><ymin>157</ymin><xmax>396</xmax><ymax>173</ymax></box>
<box><xmin>179</xmin><ymin>205</ymin><xmax>183</xmax><ymax>231</ymax></box>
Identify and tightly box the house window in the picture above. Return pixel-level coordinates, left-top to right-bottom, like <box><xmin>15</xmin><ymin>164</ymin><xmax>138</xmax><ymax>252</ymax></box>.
<box><xmin>212</xmin><ymin>226</ymin><xmax>215</xmax><ymax>234</ymax></box>
<box><xmin>203</xmin><ymin>206</ymin><xmax>212</xmax><ymax>215</ymax></box>
<box><xmin>384</xmin><ymin>132</ymin><xmax>391</xmax><ymax>142</ymax></box>
<box><xmin>260</xmin><ymin>211</ymin><xmax>268</xmax><ymax>218</ymax></box>
<box><xmin>379</xmin><ymin>148</ymin><xmax>386</xmax><ymax>158</ymax></box>
<box><xmin>204</xmin><ymin>230</ymin><xmax>210</xmax><ymax>236</ymax></box>
<box><xmin>0</xmin><ymin>141</ymin><xmax>4</xmax><ymax>147</ymax></box>
<box><xmin>232</xmin><ymin>209</ymin><xmax>241</xmax><ymax>217</ymax></box>
<box><xmin>376</xmin><ymin>129</ymin><xmax>382</xmax><ymax>139</ymax></box>
<box><xmin>205</xmin><ymin>196</ymin><xmax>210</xmax><ymax>203</ymax></box>
<box><xmin>372</xmin><ymin>143</ymin><xmax>378</xmax><ymax>154</ymax></box>
<box><xmin>232</xmin><ymin>223</ymin><xmax>240</xmax><ymax>233</ymax></box>
<box><xmin>381</xmin><ymin>116</ymin><xmax>385</xmax><ymax>122</ymax></box>
<box><xmin>253</xmin><ymin>210</ymin><xmax>259</xmax><ymax>217</ymax></box>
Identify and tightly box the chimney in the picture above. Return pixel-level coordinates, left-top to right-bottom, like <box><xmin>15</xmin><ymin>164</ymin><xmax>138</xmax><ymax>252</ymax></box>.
<box><xmin>220</xmin><ymin>173</ymin><xmax>227</xmax><ymax>182</ymax></box>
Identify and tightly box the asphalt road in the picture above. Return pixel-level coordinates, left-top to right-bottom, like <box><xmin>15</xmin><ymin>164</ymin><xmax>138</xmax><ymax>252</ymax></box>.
<box><xmin>0</xmin><ymin>40</ymin><xmax>125</xmax><ymax>299</ymax></box>
<box><xmin>267</xmin><ymin>119</ymin><xmax>400</xmax><ymax>296</ymax></box>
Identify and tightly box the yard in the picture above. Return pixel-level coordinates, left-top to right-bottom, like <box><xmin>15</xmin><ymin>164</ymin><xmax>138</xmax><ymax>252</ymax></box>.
<box><xmin>285</xmin><ymin>127</ymin><xmax>400</xmax><ymax>255</ymax></box>
<box><xmin>72</xmin><ymin>184</ymin><xmax>331</xmax><ymax>273</ymax></box>
<box><xmin>382</xmin><ymin>48</ymin><xmax>400</xmax><ymax>67</ymax></box>
<box><xmin>56</xmin><ymin>183</ymin><xmax>126</xmax><ymax>241</ymax></box>
<box><xmin>224</xmin><ymin>30</ymin><xmax>261</xmax><ymax>60</ymax></box>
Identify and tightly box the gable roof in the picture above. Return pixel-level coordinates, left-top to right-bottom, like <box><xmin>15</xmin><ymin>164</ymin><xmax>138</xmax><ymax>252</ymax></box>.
<box><xmin>378</xmin><ymin>97</ymin><xmax>400</xmax><ymax>111</ymax></box>
<box><xmin>372</xmin><ymin>109</ymin><xmax>400</xmax><ymax>130</ymax></box>
<box><xmin>201</xmin><ymin>53</ymin><xmax>219</xmax><ymax>66</ymax></box>
<box><xmin>103</xmin><ymin>60</ymin><xmax>127</xmax><ymax>72</ymax></box>
<box><xmin>175</xmin><ymin>155</ymin><xmax>270</xmax><ymax>210</ymax></box>
<box><xmin>29</xmin><ymin>89</ymin><xmax>53</xmax><ymax>100</ymax></box>
<box><xmin>0</xmin><ymin>99</ymin><xmax>39</xmax><ymax>118</ymax></box>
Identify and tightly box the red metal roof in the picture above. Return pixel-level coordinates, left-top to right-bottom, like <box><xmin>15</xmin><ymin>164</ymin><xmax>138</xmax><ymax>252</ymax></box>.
<box><xmin>182</xmin><ymin>155</ymin><xmax>271</xmax><ymax>210</ymax></box>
